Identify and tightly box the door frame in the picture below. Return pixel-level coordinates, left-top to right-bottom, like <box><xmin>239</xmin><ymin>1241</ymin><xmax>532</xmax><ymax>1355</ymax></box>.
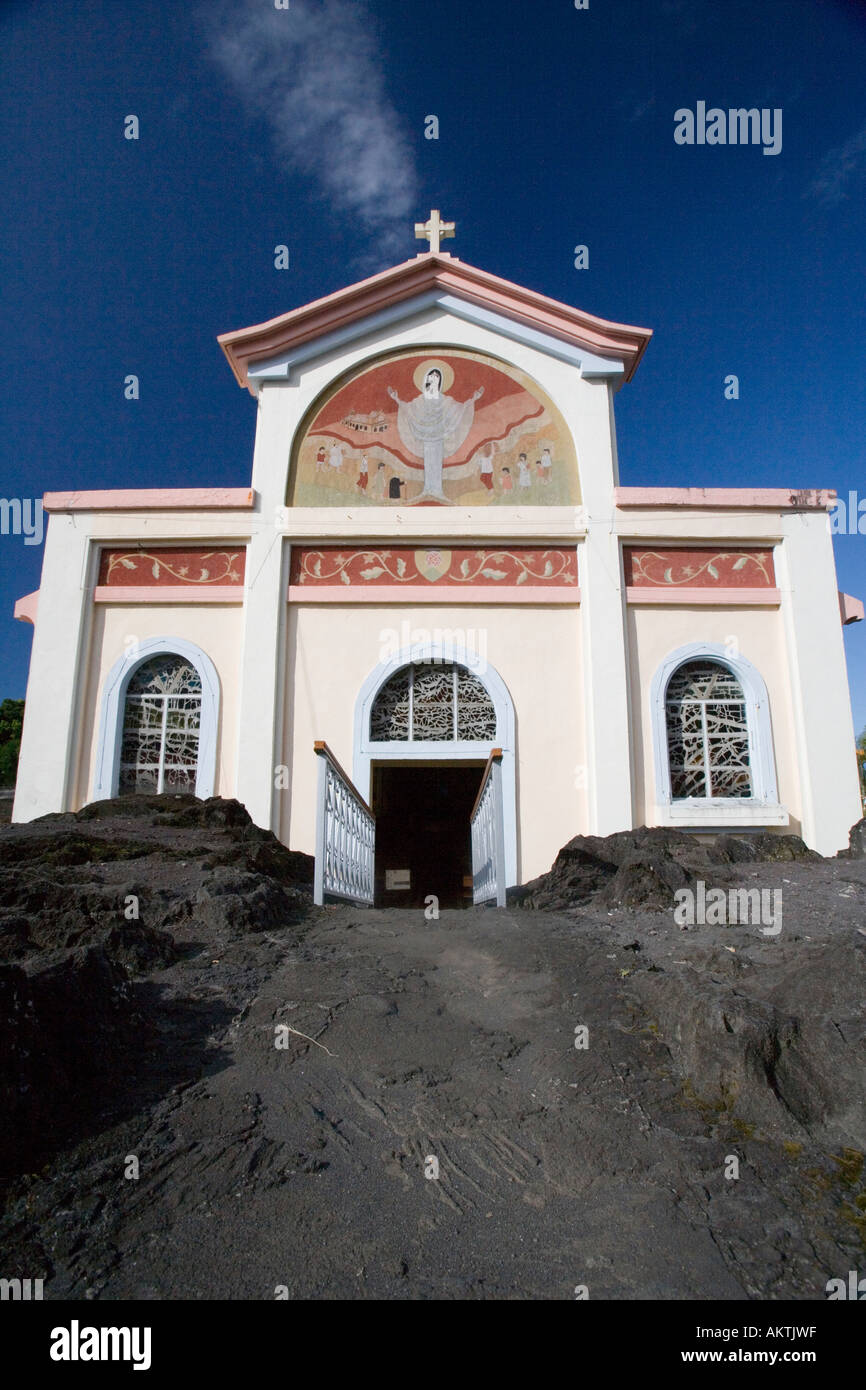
<box><xmin>353</xmin><ymin>641</ymin><xmax>518</xmax><ymax>886</ymax></box>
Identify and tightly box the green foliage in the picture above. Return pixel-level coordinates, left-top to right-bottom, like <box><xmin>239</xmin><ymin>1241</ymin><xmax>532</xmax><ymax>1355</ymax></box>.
<box><xmin>0</xmin><ymin>699</ymin><xmax>24</xmax><ymax>787</ymax></box>
<box><xmin>857</xmin><ymin>727</ymin><xmax>866</xmax><ymax>810</ymax></box>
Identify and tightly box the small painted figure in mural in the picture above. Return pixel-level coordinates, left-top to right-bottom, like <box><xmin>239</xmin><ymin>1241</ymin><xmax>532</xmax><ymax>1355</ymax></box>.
<box><xmin>501</xmin><ymin>467</ymin><xmax>513</xmax><ymax>493</ymax></box>
<box><xmin>388</xmin><ymin>475</ymin><xmax>406</xmax><ymax>501</ymax></box>
<box><xmin>328</xmin><ymin>442</ymin><xmax>345</xmax><ymax>471</ymax></box>
<box><xmin>387</xmin><ymin>366</ymin><xmax>484</xmax><ymax>502</ymax></box>
<box><xmin>369</xmin><ymin>460</ymin><xmax>386</xmax><ymax>500</ymax></box>
<box><xmin>479</xmin><ymin>448</ymin><xmax>494</xmax><ymax>491</ymax></box>
<box><xmin>315</xmin><ymin>445</ymin><xmax>328</xmax><ymax>472</ymax></box>
<box><xmin>356</xmin><ymin>455</ymin><xmax>369</xmax><ymax>491</ymax></box>
<box><xmin>539</xmin><ymin>446</ymin><xmax>553</xmax><ymax>484</ymax></box>
<box><xmin>517</xmin><ymin>453</ymin><xmax>532</xmax><ymax>489</ymax></box>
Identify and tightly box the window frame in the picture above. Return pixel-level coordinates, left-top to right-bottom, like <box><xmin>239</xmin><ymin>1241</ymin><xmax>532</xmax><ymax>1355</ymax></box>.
<box><xmin>353</xmin><ymin>639</ymin><xmax>518</xmax><ymax>885</ymax></box>
<box><xmin>93</xmin><ymin>637</ymin><xmax>220</xmax><ymax>802</ymax></box>
<box><xmin>650</xmin><ymin>642</ymin><xmax>787</xmax><ymax>826</ymax></box>
<box><xmin>118</xmin><ymin>655</ymin><xmax>204</xmax><ymax>796</ymax></box>
<box><xmin>369</xmin><ymin>661</ymin><xmax>498</xmax><ymax>745</ymax></box>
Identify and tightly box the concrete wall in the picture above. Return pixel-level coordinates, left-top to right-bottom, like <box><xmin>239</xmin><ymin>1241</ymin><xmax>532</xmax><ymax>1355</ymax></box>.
<box><xmin>250</xmin><ymin>305</ymin><xmax>616</xmax><ymax>511</ymax></box>
<box><xmin>280</xmin><ymin>601</ymin><xmax>585</xmax><ymax>882</ymax></box>
<box><xmin>625</xmin><ymin>603</ymin><xmax>802</xmax><ymax>833</ymax></box>
<box><xmin>75</xmin><ymin>603</ymin><xmax>244</xmax><ymax>808</ymax></box>
<box><xmin>776</xmin><ymin>511</ymin><xmax>862</xmax><ymax>854</ymax></box>
<box><xmin>231</xmin><ymin>305</ymin><xmax>615</xmax><ymax>854</ymax></box>
<box><xmin>12</xmin><ymin>300</ymin><xmax>861</xmax><ymax>863</ymax></box>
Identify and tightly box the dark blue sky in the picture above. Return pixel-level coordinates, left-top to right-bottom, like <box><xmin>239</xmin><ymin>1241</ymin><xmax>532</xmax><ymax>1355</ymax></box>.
<box><xmin>2</xmin><ymin>0</ymin><xmax>866</xmax><ymax>724</ymax></box>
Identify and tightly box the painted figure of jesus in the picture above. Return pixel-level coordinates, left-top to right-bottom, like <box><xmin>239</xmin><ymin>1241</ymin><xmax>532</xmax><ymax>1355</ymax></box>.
<box><xmin>387</xmin><ymin>367</ymin><xmax>483</xmax><ymax>502</ymax></box>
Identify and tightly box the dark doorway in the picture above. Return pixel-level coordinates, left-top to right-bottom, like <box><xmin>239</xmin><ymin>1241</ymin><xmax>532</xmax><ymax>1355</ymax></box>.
<box><xmin>371</xmin><ymin>762</ymin><xmax>484</xmax><ymax>908</ymax></box>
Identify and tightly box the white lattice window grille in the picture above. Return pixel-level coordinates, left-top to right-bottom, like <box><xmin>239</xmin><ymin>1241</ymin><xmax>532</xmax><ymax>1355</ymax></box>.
<box><xmin>370</xmin><ymin>662</ymin><xmax>497</xmax><ymax>743</ymax></box>
<box><xmin>665</xmin><ymin>659</ymin><xmax>752</xmax><ymax>800</ymax></box>
<box><xmin>118</xmin><ymin>656</ymin><xmax>202</xmax><ymax>794</ymax></box>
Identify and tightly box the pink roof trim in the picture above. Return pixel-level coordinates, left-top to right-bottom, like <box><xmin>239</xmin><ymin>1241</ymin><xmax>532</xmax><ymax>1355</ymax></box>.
<box><xmin>44</xmin><ymin>489</ymin><xmax>255</xmax><ymax>513</ymax></box>
<box><xmin>287</xmin><ymin>585</ymin><xmax>581</xmax><ymax>605</ymax></box>
<box><xmin>218</xmin><ymin>252</ymin><xmax>653</xmax><ymax>394</ymax></box>
<box><xmin>14</xmin><ymin>590</ymin><xmax>39</xmax><ymax>625</ymax></box>
<box><xmin>615</xmin><ymin>487</ymin><xmax>835</xmax><ymax>511</ymax></box>
<box><xmin>839</xmin><ymin>592</ymin><xmax>865</xmax><ymax>625</ymax></box>
<box><xmin>93</xmin><ymin>586</ymin><xmax>243</xmax><ymax>604</ymax></box>
<box><xmin>626</xmin><ymin>587</ymin><xmax>781</xmax><ymax>606</ymax></box>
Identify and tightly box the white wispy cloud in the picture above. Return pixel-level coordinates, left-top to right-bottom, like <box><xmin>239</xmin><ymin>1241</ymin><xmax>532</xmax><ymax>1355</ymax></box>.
<box><xmin>203</xmin><ymin>0</ymin><xmax>419</xmax><ymax>263</ymax></box>
<box><xmin>807</xmin><ymin>121</ymin><xmax>866</xmax><ymax>206</ymax></box>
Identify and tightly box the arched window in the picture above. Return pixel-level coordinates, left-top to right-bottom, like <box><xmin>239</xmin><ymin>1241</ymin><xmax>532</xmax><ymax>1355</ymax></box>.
<box><xmin>649</xmin><ymin>642</ymin><xmax>786</xmax><ymax>826</ymax></box>
<box><xmin>92</xmin><ymin>637</ymin><xmax>220</xmax><ymax>802</ymax></box>
<box><xmin>665</xmin><ymin>660</ymin><xmax>751</xmax><ymax>799</ymax></box>
<box><xmin>119</xmin><ymin>655</ymin><xmax>203</xmax><ymax>794</ymax></box>
<box><xmin>370</xmin><ymin>662</ymin><xmax>497</xmax><ymax>743</ymax></box>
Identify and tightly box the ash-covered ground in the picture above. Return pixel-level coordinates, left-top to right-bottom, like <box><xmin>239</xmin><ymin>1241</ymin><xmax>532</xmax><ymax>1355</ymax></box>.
<box><xmin>1</xmin><ymin>796</ymin><xmax>864</xmax><ymax>1300</ymax></box>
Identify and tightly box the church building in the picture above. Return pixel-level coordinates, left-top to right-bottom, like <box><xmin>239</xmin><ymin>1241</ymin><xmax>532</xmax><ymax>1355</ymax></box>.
<box><xmin>12</xmin><ymin>214</ymin><xmax>863</xmax><ymax>905</ymax></box>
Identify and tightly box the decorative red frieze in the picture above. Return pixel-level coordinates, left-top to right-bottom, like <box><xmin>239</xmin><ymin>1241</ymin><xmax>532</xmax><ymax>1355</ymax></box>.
<box><xmin>289</xmin><ymin>545</ymin><xmax>578</xmax><ymax>587</ymax></box>
<box><xmin>623</xmin><ymin>547</ymin><xmax>775</xmax><ymax>588</ymax></box>
<box><xmin>98</xmin><ymin>547</ymin><xmax>246</xmax><ymax>587</ymax></box>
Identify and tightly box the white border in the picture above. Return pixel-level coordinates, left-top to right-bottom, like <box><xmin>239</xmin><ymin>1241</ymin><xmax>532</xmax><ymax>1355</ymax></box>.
<box><xmin>92</xmin><ymin>636</ymin><xmax>221</xmax><ymax>802</ymax></box>
<box><xmin>649</xmin><ymin>641</ymin><xmax>788</xmax><ymax>826</ymax></box>
<box><xmin>353</xmin><ymin>641</ymin><xmax>518</xmax><ymax>885</ymax></box>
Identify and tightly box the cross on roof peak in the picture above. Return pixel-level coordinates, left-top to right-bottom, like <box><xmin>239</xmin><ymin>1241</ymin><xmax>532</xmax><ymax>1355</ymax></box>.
<box><xmin>414</xmin><ymin>209</ymin><xmax>456</xmax><ymax>256</ymax></box>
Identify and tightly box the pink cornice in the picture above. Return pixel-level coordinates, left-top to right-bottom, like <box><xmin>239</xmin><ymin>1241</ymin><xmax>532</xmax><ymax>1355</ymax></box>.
<box><xmin>44</xmin><ymin>489</ymin><xmax>255</xmax><ymax>513</ymax></box>
<box><xmin>287</xmin><ymin>585</ymin><xmax>581</xmax><ymax>605</ymax></box>
<box><xmin>93</xmin><ymin>586</ymin><xmax>243</xmax><ymax>603</ymax></box>
<box><xmin>839</xmin><ymin>592</ymin><xmax>865</xmax><ymax>625</ymax></box>
<box><xmin>615</xmin><ymin>487</ymin><xmax>835</xmax><ymax>511</ymax></box>
<box><xmin>14</xmin><ymin>590</ymin><xmax>39</xmax><ymax>625</ymax></box>
<box><xmin>218</xmin><ymin>253</ymin><xmax>653</xmax><ymax>394</ymax></box>
<box><xmin>626</xmin><ymin>587</ymin><xmax>781</xmax><ymax>606</ymax></box>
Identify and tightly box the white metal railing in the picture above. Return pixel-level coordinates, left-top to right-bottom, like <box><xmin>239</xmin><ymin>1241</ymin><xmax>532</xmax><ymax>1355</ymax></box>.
<box><xmin>313</xmin><ymin>742</ymin><xmax>375</xmax><ymax>906</ymax></box>
<box><xmin>470</xmin><ymin>748</ymin><xmax>506</xmax><ymax>906</ymax></box>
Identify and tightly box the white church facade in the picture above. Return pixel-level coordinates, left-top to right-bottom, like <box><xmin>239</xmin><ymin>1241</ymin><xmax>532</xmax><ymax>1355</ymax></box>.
<box><xmin>12</xmin><ymin>218</ymin><xmax>864</xmax><ymax>903</ymax></box>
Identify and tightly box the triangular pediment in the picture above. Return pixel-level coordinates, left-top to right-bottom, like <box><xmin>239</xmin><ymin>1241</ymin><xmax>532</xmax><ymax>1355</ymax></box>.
<box><xmin>218</xmin><ymin>253</ymin><xmax>652</xmax><ymax>394</ymax></box>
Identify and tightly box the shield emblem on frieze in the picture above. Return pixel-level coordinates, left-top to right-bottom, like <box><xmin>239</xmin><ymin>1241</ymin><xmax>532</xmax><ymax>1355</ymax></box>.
<box><xmin>414</xmin><ymin>548</ymin><xmax>451</xmax><ymax>582</ymax></box>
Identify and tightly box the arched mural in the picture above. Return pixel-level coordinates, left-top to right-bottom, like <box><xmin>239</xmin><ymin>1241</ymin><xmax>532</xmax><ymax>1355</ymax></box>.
<box><xmin>288</xmin><ymin>348</ymin><xmax>580</xmax><ymax>507</ymax></box>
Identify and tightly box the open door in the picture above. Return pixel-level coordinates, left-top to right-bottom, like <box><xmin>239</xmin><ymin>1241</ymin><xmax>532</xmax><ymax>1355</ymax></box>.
<box><xmin>470</xmin><ymin>749</ymin><xmax>507</xmax><ymax>906</ymax></box>
<box><xmin>371</xmin><ymin>762</ymin><xmax>483</xmax><ymax>908</ymax></box>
